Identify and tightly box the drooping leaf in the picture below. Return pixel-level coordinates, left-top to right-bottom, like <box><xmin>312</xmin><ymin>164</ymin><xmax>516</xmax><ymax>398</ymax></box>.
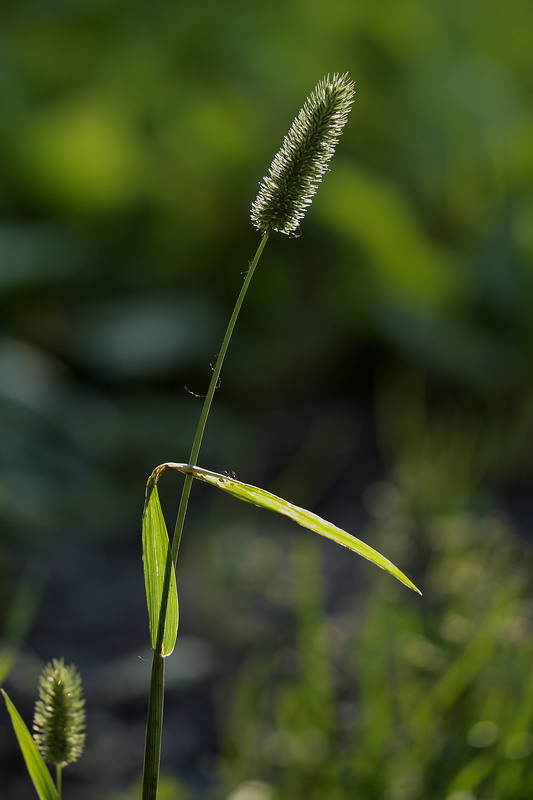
<box><xmin>1</xmin><ymin>689</ymin><xmax>59</xmax><ymax>800</ymax></box>
<box><xmin>147</xmin><ymin>464</ymin><xmax>421</xmax><ymax>595</ymax></box>
<box><xmin>142</xmin><ymin>482</ymin><xmax>179</xmax><ymax>656</ymax></box>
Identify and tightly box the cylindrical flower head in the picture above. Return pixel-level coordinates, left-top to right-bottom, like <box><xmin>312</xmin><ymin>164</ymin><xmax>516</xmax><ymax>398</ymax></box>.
<box><xmin>251</xmin><ymin>73</ymin><xmax>355</xmax><ymax>236</ymax></box>
<box><xmin>33</xmin><ymin>658</ymin><xmax>86</xmax><ymax>767</ymax></box>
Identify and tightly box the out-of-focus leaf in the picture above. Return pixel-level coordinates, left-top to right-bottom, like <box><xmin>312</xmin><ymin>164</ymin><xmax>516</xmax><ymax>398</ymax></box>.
<box><xmin>0</xmin><ymin>644</ymin><xmax>16</xmax><ymax>686</ymax></box>
<box><xmin>1</xmin><ymin>689</ymin><xmax>59</xmax><ymax>800</ymax></box>
<box><xmin>20</xmin><ymin>100</ymin><xmax>140</xmax><ymax>212</ymax></box>
<box><xmin>0</xmin><ymin>569</ymin><xmax>45</xmax><ymax>685</ymax></box>
<box><xmin>142</xmin><ymin>484</ymin><xmax>179</xmax><ymax>656</ymax></box>
<box><xmin>145</xmin><ymin>463</ymin><xmax>421</xmax><ymax>595</ymax></box>
<box><xmin>319</xmin><ymin>166</ymin><xmax>455</xmax><ymax>308</ymax></box>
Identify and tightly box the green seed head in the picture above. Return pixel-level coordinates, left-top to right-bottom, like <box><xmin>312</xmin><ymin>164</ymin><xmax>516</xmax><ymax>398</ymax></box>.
<box><xmin>251</xmin><ymin>72</ymin><xmax>355</xmax><ymax>236</ymax></box>
<box><xmin>33</xmin><ymin>658</ymin><xmax>86</xmax><ymax>767</ymax></box>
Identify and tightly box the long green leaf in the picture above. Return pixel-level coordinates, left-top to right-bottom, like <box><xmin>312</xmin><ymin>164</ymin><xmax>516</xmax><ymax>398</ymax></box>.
<box><xmin>142</xmin><ymin>483</ymin><xmax>179</xmax><ymax>656</ymax></box>
<box><xmin>1</xmin><ymin>689</ymin><xmax>59</xmax><ymax>800</ymax></box>
<box><xmin>146</xmin><ymin>464</ymin><xmax>421</xmax><ymax>595</ymax></box>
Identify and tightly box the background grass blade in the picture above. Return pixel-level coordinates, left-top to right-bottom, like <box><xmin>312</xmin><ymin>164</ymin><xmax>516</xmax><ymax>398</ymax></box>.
<box><xmin>0</xmin><ymin>570</ymin><xmax>45</xmax><ymax>686</ymax></box>
<box><xmin>142</xmin><ymin>483</ymin><xmax>179</xmax><ymax>656</ymax></box>
<box><xmin>1</xmin><ymin>689</ymin><xmax>59</xmax><ymax>800</ymax></box>
<box><xmin>146</xmin><ymin>464</ymin><xmax>421</xmax><ymax>595</ymax></box>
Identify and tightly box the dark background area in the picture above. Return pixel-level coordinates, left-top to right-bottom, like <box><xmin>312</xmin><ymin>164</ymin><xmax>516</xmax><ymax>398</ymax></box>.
<box><xmin>1</xmin><ymin>2</ymin><xmax>533</xmax><ymax>799</ymax></box>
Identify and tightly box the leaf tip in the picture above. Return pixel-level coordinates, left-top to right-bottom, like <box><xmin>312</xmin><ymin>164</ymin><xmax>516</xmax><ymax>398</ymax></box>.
<box><xmin>406</xmin><ymin>579</ymin><xmax>423</xmax><ymax>596</ymax></box>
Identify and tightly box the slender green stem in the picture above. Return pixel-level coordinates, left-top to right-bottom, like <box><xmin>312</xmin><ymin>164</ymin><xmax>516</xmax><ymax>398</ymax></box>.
<box><xmin>170</xmin><ymin>229</ymin><xmax>270</xmax><ymax>563</ymax></box>
<box><xmin>142</xmin><ymin>653</ymin><xmax>165</xmax><ymax>800</ymax></box>
<box><xmin>55</xmin><ymin>764</ymin><xmax>62</xmax><ymax>799</ymax></box>
<box><xmin>142</xmin><ymin>230</ymin><xmax>270</xmax><ymax>800</ymax></box>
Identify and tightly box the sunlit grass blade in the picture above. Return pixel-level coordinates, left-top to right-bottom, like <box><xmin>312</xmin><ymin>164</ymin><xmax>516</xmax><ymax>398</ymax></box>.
<box><xmin>145</xmin><ymin>464</ymin><xmax>421</xmax><ymax>595</ymax></box>
<box><xmin>142</xmin><ymin>483</ymin><xmax>179</xmax><ymax>656</ymax></box>
<box><xmin>1</xmin><ymin>689</ymin><xmax>59</xmax><ymax>800</ymax></box>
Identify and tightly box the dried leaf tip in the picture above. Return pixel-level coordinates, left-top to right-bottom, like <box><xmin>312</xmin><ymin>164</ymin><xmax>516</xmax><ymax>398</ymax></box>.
<box><xmin>33</xmin><ymin>658</ymin><xmax>86</xmax><ymax>767</ymax></box>
<box><xmin>251</xmin><ymin>73</ymin><xmax>355</xmax><ymax>236</ymax></box>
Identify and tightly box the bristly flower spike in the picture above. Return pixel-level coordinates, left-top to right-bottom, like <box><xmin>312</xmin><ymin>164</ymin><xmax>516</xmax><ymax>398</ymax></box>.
<box><xmin>33</xmin><ymin>658</ymin><xmax>86</xmax><ymax>767</ymax></box>
<box><xmin>251</xmin><ymin>72</ymin><xmax>355</xmax><ymax>236</ymax></box>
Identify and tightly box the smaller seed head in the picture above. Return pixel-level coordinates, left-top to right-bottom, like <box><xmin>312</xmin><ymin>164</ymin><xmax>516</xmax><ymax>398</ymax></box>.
<box><xmin>251</xmin><ymin>73</ymin><xmax>355</xmax><ymax>236</ymax></box>
<box><xmin>33</xmin><ymin>658</ymin><xmax>86</xmax><ymax>767</ymax></box>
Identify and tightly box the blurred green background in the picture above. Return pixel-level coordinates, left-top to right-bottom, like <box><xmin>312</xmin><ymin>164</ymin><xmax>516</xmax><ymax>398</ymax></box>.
<box><xmin>1</xmin><ymin>1</ymin><xmax>533</xmax><ymax>798</ymax></box>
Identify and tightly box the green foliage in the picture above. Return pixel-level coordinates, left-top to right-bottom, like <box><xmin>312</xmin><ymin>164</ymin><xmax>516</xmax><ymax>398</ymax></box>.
<box><xmin>142</xmin><ymin>482</ymin><xmax>179</xmax><ymax>656</ymax></box>
<box><xmin>33</xmin><ymin>659</ymin><xmax>86</xmax><ymax>767</ymax></box>
<box><xmin>2</xmin><ymin>689</ymin><xmax>59</xmax><ymax>800</ymax></box>
<box><xmin>213</xmin><ymin>393</ymin><xmax>533</xmax><ymax>800</ymax></box>
<box><xmin>1</xmin><ymin>2</ymin><xmax>533</xmax><ymax>797</ymax></box>
<box><xmin>144</xmin><ymin>462</ymin><xmax>420</xmax><ymax>594</ymax></box>
<box><xmin>218</xmin><ymin>529</ymin><xmax>532</xmax><ymax>800</ymax></box>
<box><xmin>251</xmin><ymin>74</ymin><xmax>355</xmax><ymax>235</ymax></box>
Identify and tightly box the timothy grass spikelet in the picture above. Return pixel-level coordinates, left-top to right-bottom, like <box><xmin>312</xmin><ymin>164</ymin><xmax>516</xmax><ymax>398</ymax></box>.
<box><xmin>251</xmin><ymin>73</ymin><xmax>355</xmax><ymax>236</ymax></box>
<box><xmin>33</xmin><ymin>658</ymin><xmax>86</xmax><ymax>767</ymax></box>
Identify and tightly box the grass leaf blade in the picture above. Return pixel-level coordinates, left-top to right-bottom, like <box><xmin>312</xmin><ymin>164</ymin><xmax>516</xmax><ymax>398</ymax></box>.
<box><xmin>151</xmin><ymin>464</ymin><xmax>421</xmax><ymax>595</ymax></box>
<box><xmin>1</xmin><ymin>689</ymin><xmax>59</xmax><ymax>800</ymax></box>
<box><xmin>142</xmin><ymin>484</ymin><xmax>179</xmax><ymax>656</ymax></box>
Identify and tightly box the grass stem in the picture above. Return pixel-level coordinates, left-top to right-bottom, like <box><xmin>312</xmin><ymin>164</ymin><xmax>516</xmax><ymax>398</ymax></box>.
<box><xmin>170</xmin><ymin>229</ymin><xmax>270</xmax><ymax>564</ymax></box>
<box><xmin>141</xmin><ymin>230</ymin><xmax>270</xmax><ymax>800</ymax></box>
<box><xmin>56</xmin><ymin>764</ymin><xmax>62</xmax><ymax>799</ymax></box>
<box><xmin>142</xmin><ymin>654</ymin><xmax>165</xmax><ymax>800</ymax></box>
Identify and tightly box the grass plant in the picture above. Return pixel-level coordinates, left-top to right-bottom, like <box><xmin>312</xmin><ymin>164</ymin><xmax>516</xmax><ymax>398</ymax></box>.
<box><xmin>2</xmin><ymin>73</ymin><xmax>423</xmax><ymax>800</ymax></box>
<box><xmin>140</xmin><ymin>72</ymin><xmax>420</xmax><ymax>800</ymax></box>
